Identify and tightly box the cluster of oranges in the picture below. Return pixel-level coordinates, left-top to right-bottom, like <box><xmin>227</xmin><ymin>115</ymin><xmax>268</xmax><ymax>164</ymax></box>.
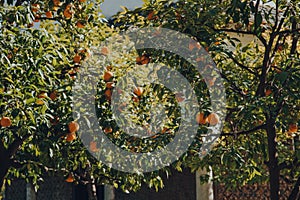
<box><xmin>196</xmin><ymin>112</ymin><xmax>220</xmax><ymax>126</ymax></box>
<box><xmin>68</xmin><ymin>48</ymin><xmax>91</xmax><ymax>79</ymax></box>
<box><xmin>36</xmin><ymin>91</ymin><xmax>58</xmax><ymax>105</ymax></box>
<box><xmin>103</xmin><ymin>70</ymin><xmax>114</xmax><ymax>101</ymax></box>
<box><xmin>66</xmin><ymin>121</ymin><xmax>79</xmax><ymax>142</ymax></box>
<box><xmin>136</xmin><ymin>54</ymin><xmax>150</xmax><ymax>65</ymax></box>
<box><xmin>30</xmin><ymin>0</ymin><xmax>87</xmax><ymax>28</ymax></box>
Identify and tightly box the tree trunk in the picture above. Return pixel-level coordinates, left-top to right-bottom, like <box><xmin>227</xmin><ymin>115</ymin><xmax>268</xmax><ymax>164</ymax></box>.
<box><xmin>0</xmin><ymin>142</ymin><xmax>10</xmax><ymax>192</ymax></box>
<box><xmin>0</xmin><ymin>155</ymin><xmax>10</xmax><ymax>196</ymax></box>
<box><xmin>266</xmin><ymin>120</ymin><xmax>280</xmax><ymax>200</ymax></box>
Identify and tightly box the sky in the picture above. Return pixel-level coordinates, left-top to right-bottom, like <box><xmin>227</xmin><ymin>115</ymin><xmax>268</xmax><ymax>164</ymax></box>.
<box><xmin>100</xmin><ymin>0</ymin><xmax>144</xmax><ymax>18</ymax></box>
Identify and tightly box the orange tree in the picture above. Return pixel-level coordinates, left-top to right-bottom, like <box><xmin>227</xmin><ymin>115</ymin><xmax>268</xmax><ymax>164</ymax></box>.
<box><xmin>111</xmin><ymin>0</ymin><xmax>300</xmax><ymax>199</ymax></box>
<box><xmin>0</xmin><ymin>0</ymin><xmax>172</xmax><ymax>197</ymax></box>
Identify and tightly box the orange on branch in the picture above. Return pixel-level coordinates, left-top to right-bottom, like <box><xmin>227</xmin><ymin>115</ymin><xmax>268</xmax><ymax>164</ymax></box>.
<box><xmin>104</xmin><ymin>127</ymin><xmax>113</xmax><ymax>134</ymax></box>
<box><xmin>0</xmin><ymin>117</ymin><xmax>12</xmax><ymax>127</ymax></box>
<box><xmin>76</xmin><ymin>21</ymin><xmax>85</xmax><ymax>28</ymax></box>
<box><xmin>36</xmin><ymin>99</ymin><xmax>44</xmax><ymax>105</ymax></box>
<box><xmin>49</xmin><ymin>91</ymin><xmax>58</xmax><ymax>101</ymax></box>
<box><xmin>73</xmin><ymin>54</ymin><xmax>81</xmax><ymax>63</ymax></box>
<box><xmin>63</xmin><ymin>6</ymin><xmax>74</xmax><ymax>19</ymax></box>
<box><xmin>133</xmin><ymin>87</ymin><xmax>143</xmax><ymax>97</ymax></box>
<box><xmin>207</xmin><ymin>113</ymin><xmax>219</xmax><ymax>126</ymax></box>
<box><xmin>136</xmin><ymin>55</ymin><xmax>150</xmax><ymax>65</ymax></box>
<box><xmin>53</xmin><ymin>0</ymin><xmax>62</xmax><ymax>6</ymax></box>
<box><xmin>38</xmin><ymin>92</ymin><xmax>48</xmax><ymax>99</ymax></box>
<box><xmin>175</xmin><ymin>93</ymin><xmax>185</xmax><ymax>102</ymax></box>
<box><xmin>104</xmin><ymin>89</ymin><xmax>112</xmax><ymax>101</ymax></box>
<box><xmin>189</xmin><ymin>40</ymin><xmax>201</xmax><ymax>51</ymax></box>
<box><xmin>103</xmin><ymin>71</ymin><xmax>113</xmax><ymax>81</ymax></box>
<box><xmin>66</xmin><ymin>132</ymin><xmax>77</xmax><ymax>142</ymax></box>
<box><xmin>89</xmin><ymin>141</ymin><xmax>99</xmax><ymax>152</ymax></box>
<box><xmin>68</xmin><ymin>121</ymin><xmax>79</xmax><ymax>133</ymax></box>
<box><xmin>147</xmin><ymin>11</ymin><xmax>156</xmax><ymax>20</ymax></box>
<box><xmin>106</xmin><ymin>82</ymin><xmax>114</xmax><ymax>89</ymax></box>
<box><xmin>45</xmin><ymin>11</ymin><xmax>53</xmax><ymax>18</ymax></box>
<box><xmin>265</xmin><ymin>89</ymin><xmax>272</xmax><ymax>96</ymax></box>
<box><xmin>101</xmin><ymin>47</ymin><xmax>110</xmax><ymax>55</ymax></box>
<box><xmin>31</xmin><ymin>4</ymin><xmax>40</xmax><ymax>12</ymax></box>
<box><xmin>34</xmin><ymin>14</ymin><xmax>40</xmax><ymax>22</ymax></box>
<box><xmin>196</xmin><ymin>112</ymin><xmax>207</xmax><ymax>125</ymax></box>
<box><xmin>65</xmin><ymin>174</ymin><xmax>74</xmax><ymax>183</ymax></box>
<box><xmin>288</xmin><ymin>123</ymin><xmax>298</xmax><ymax>133</ymax></box>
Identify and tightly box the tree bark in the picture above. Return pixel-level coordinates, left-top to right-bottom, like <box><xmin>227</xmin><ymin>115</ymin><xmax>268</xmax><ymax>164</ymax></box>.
<box><xmin>0</xmin><ymin>152</ymin><xmax>10</xmax><ymax>192</ymax></box>
<box><xmin>266</xmin><ymin>120</ymin><xmax>280</xmax><ymax>200</ymax></box>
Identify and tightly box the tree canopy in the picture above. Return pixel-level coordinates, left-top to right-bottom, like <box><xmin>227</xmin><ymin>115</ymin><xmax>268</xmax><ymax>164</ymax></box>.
<box><xmin>0</xmin><ymin>0</ymin><xmax>299</xmax><ymax>200</ymax></box>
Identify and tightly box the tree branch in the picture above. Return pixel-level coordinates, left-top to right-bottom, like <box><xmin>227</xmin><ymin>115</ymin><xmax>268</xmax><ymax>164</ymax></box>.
<box><xmin>228</xmin><ymin>54</ymin><xmax>257</xmax><ymax>75</ymax></box>
<box><xmin>221</xmin><ymin>124</ymin><xmax>267</xmax><ymax>137</ymax></box>
<box><xmin>220</xmin><ymin>72</ymin><xmax>246</xmax><ymax>97</ymax></box>
<box><xmin>7</xmin><ymin>134</ymin><xmax>31</xmax><ymax>157</ymax></box>
<box><xmin>277</xmin><ymin>28</ymin><xmax>300</xmax><ymax>36</ymax></box>
<box><xmin>212</xmin><ymin>27</ymin><xmax>267</xmax><ymax>47</ymax></box>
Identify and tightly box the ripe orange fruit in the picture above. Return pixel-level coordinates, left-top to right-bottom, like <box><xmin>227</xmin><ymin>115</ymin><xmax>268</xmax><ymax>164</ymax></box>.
<box><xmin>66</xmin><ymin>132</ymin><xmax>77</xmax><ymax>142</ymax></box>
<box><xmin>208</xmin><ymin>77</ymin><xmax>216</xmax><ymax>87</ymax></box>
<box><xmin>104</xmin><ymin>89</ymin><xmax>112</xmax><ymax>101</ymax></box>
<box><xmin>28</xmin><ymin>23</ymin><xmax>34</xmax><ymax>28</ymax></box>
<box><xmin>31</xmin><ymin>4</ymin><xmax>40</xmax><ymax>12</ymax></box>
<box><xmin>189</xmin><ymin>41</ymin><xmax>201</xmax><ymax>51</ymax></box>
<box><xmin>132</xmin><ymin>96</ymin><xmax>139</xmax><ymax>103</ymax></box>
<box><xmin>89</xmin><ymin>141</ymin><xmax>99</xmax><ymax>152</ymax></box>
<box><xmin>45</xmin><ymin>11</ymin><xmax>53</xmax><ymax>18</ymax></box>
<box><xmin>136</xmin><ymin>55</ymin><xmax>150</xmax><ymax>65</ymax></box>
<box><xmin>265</xmin><ymin>89</ymin><xmax>272</xmax><ymax>96</ymax></box>
<box><xmin>196</xmin><ymin>57</ymin><xmax>205</xmax><ymax>62</ymax></box>
<box><xmin>106</xmin><ymin>82</ymin><xmax>114</xmax><ymax>89</ymax></box>
<box><xmin>79</xmin><ymin>0</ymin><xmax>86</xmax><ymax>2</ymax></box>
<box><xmin>161</xmin><ymin>127</ymin><xmax>169</xmax><ymax>134</ymax></box>
<box><xmin>103</xmin><ymin>71</ymin><xmax>113</xmax><ymax>81</ymax></box>
<box><xmin>207</xmin><ymin>113</ymin><xmax>219</xmax><ymax>126</ymax></box>
<box><xmin>38</xmin><ymin>92</ymin><xmax>48</xmax><ymax>99</ymax></box>
<box><xmin>36</xmin><ymin>99</ymin><xmax>44</xmax><ymax>105</ymax></box>
<box><xmin>65</xmin><ymin>174</ymin><xmax>74</xmax><ymax>183</ymax></box>
<box><xmin>196</xmin><ymin>112</ymin><xmax>207</xmax><ymax>125</ymax></box>
<box><xmin>175</xmin><ymin>93</ymin><xmax>185</xmax><ymax>102</ymax></box>
<box><xmin>68</xmin><ymin>121</ymin><xmax>79</xmax><ymax>133</ymax></box>
<box><xmin>133</xmin><ymin>87</ymin><xmax>143</xmax><ymax>97</ymax></box>
<box><xmin>73</xmin><ymin>54</ymin><xmax>81</xmax><ymax>63</ymax></box>
<box><xmin>104</xmin><ymin>127</ymin><xmax>112</xmax><ymax>134</ymax></box>
<box><xmin>53</xmin><ymin>0</ymin><xmax>62</xmax><ymax>6</ymax></box>
<box><xmin>76</xmin><ymin>21</ymin><xmax>85</xmax><ymax>28</ymax></box>
<box><xmin>68</xmin><ymin>69</ymin><xmax>77</xmax><ymax>80</ymax></box>
<box><xmin>50</xmin><ymin>91</ymin><xmax>58</xmax><ymax>101</ymax></box>
<box><xmin>147</xmin><ymin>11</ymin><xmax>155</xmax><ymax>20</ymax></box>
<box><xmin>53</xmin><ymin>6</ymin><xmax>59</xmax><ymax>11</ymax></box>
<box><xmin>34</xmin><ymin>14</ymin><xmax>40</xmax><ymax>22</ymax></box>
<box><xmin>63</xmin><ymin>5</ymin><xmax>74</xmax><ymax>19</ymax></box>
<box><xmin>288</xmin><ymin>123</ymin><xmax>298</xmax><ymax>133</ymax></box>
<box><xmin>1</xmin><ymin>117</ymin><xmax>12</xmax><ymax>127</ymax></box>
<box><xmin>101</xmin><ymin>47</ymin><xmax>110</xmax><ymax>55</ymax></box>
